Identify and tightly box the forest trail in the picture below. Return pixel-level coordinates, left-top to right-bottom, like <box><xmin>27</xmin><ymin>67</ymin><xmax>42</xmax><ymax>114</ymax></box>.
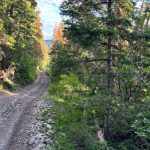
<box><xmin>0</xmin><ymin>71</ymin><xmax>48</xmax><ymax>150</ymax></box>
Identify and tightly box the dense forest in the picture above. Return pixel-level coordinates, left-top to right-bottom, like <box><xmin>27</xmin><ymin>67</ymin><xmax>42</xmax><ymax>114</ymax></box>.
<box><xmin>48</xmin><ymin>0</ymin><xmax>150</xmax><ymax>150</ymax></box>
<box><xmin>0</xmin><ymin>0</ymin><xmax>150</xmax><ymax>150</ymax></box>
<box><xmin>0</xmin><ymin>0</ymin><xmax>48</xmax><ymax>87</ymax></box>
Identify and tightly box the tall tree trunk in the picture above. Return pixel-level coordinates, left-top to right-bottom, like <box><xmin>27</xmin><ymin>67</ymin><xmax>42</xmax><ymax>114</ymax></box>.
<box><xmin>104</xmin><ymin>0</ymin><xmax>113</xmax><ymax>141</ymax></box>
<box><xmin>104</xmin><ymin>108</ymin><xmax>111</xmax><ymax>140</ymax></box>
<box><xmin>107</xmin><ymin>0</ymin><xmax>113</xmax><ymax>91</ymax></box>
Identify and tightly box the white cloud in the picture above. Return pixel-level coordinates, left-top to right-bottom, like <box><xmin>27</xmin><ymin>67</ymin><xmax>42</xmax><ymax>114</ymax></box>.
<box><xmin>36</xmin><ymin>0</ymin><xmax>63</xmax><ymax>40</ymax></box>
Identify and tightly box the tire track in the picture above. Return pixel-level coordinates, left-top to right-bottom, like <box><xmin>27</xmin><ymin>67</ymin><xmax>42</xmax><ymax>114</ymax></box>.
<box><xmin>0</xmin><ymin>71</ymin><xmax>48</xmax><ymax>150</ymax></box>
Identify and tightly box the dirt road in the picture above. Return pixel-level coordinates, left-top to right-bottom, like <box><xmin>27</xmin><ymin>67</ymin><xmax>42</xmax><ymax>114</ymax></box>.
<box><xmin>0</xmin><ymin>71</ymin><xmax>48</xmax><ymax>150</ymax></box>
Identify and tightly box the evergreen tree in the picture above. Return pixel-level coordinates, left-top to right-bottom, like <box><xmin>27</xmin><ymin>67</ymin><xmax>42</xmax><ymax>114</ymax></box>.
<box><xmin>0</xmin><ymin>0</ymin><xmax>47</xmax><ymax>85</ymax></box>
<box><xmin>48</xmin><ymin>0</ymin><xmax>150</xmax><ymax>149</ymax></box>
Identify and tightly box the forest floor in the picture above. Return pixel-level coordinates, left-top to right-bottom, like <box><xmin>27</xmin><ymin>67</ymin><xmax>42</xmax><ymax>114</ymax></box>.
<box><xmin>0</xmin><ymin>71</ymin><xmax>52</xmax><ymax>150</ymax></box>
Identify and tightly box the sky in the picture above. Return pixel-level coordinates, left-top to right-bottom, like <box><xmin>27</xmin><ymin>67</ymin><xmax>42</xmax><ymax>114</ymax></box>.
<box><xmin>36</xmin><ymin>0</ymin><xmax>62</xmax><ymax>40</ymax></box>
<box><xmin>36</xmin><ymin>0</ymin><xmax>145</xmax><ymax>40</ymax></box>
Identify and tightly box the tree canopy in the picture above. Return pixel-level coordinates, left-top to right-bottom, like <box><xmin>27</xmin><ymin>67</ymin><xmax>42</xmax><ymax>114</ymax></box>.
<box><xmin>0</xmin><ymin>0</ymin><xmax>48</xmax><ymax>86</ymax></box>
<box><xmin>48</xmin><ymin>0</ymin><xmax>150</xmax><ymax>149</ymax></box>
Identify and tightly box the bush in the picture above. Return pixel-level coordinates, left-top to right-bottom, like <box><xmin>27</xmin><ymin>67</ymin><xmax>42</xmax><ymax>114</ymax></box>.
<box><xmin>48</xmin><ymin>74</ymin><xmax>109</xmax><ymax>149</ymax></box>
<box><xmin>17</xmin><ymin>58</ymin><xmax>38</xmax><ymax>85</ymax></box>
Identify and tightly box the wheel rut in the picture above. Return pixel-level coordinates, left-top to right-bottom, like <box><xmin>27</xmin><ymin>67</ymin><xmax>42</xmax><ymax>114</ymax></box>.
<box><xmin>0</xmin><ymin>71</ymin><xmax>48</xmax><ymax>150</ymax></box>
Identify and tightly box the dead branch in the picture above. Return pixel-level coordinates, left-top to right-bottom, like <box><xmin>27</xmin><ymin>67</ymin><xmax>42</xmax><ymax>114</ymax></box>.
<box><xmin>93</xmin><ymin>111</ymin><xmax>109</xmax><ymax>149</ymax></box>
<box><xmin>0</xmin><ymin>67</ymin><xmax>16</xmax><ymax>85</ymax></box>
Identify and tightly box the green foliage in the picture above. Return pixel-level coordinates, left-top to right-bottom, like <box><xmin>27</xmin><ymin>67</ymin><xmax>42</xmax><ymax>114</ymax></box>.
<box><xmin>0</xmin><ymin>0</ymin><xmax>45</xmax><ymax>86</ymax></box>
<box><xmin>49</xmin><ymin>74</ymin><xmax>109</xmax><ymax>149</ymax></box>
<box><xmin>50</xmin><ymin>43</ymin><xmax>79</xmax><ymax>81</ymax></box>
<box><xmin>132</xmin><ymin>112</ymin><xmax>150</xmax><ymax>139</ymax></box>
<box><xmin>48</xmin><ymin>0</ymin><xmax>150</xmax><ymax>149</ymax></box>
<box><xmin>111</xmin><ymin>140</ymin><xmax>139</xmax><ymax>150</ymax></box>
<box><xmin>17</xmin><ymin>58</ymin><xmax>37</xmax><ymax>84</ymax></box>
<box><xmin>0</xmin><ymin>83</ymin><xmax>3</xmax><ymax>89</ymax></box>
<box><xmin>50</xmin><ymin>74</ymin><xmax>89</xmax><ymax>101</ymax></box>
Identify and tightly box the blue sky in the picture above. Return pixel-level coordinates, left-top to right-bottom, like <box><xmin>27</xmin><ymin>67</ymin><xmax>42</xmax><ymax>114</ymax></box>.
<box><xmin>36</xmin><ymin>0</ymin><xmax>144</xmax><ymax>40</ymax></box>
<box><xmin>36</xmin><ymin>0</ymin><xmax>62</xmax><ymax>40</ymax></box>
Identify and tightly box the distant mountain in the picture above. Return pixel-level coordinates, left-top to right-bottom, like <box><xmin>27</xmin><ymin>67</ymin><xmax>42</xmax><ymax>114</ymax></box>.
<box><xmin>44</xmin><ymin>40</ymin><xmax>52</xmax><ymax>47</ymax></box>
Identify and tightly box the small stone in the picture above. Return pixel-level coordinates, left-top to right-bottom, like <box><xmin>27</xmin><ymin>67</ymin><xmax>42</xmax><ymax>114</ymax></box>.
<box><xmin>36</xmin><ymin>122</ymin><xmax>42</xmax><ymax>127</ymax></box>
<box><xmin>34</xmin><ymin>139</ymin><xmax>40</xmax><ymax>145</ymax></box>
<box><xmin>45</xmin><ymin>139</ymin><xmax>53</xmax><ymax>145</ymax></box>
<box><xmin>47</xmin><ymin>130</ymin><xmax>54</xmax><ymax>135</ymax></box>
<box><xmin>46</xmin><ymin>124</ymin><xmax>52</xmax><ymax>129</ymax></box>
<box><xmin>35</xmin><ymin>133</ymin><xmax>43</xmax><ymax>140</ymax></box>
<box><xmin>48</xmin><ymin>118</ymin><xmax>53</xmax><ymax>123</ymax></box>
<box><xmin>29</xmin><ymin>138</ymin><xmax>35</xmax><ymax>145</ymax></box>
<box><xmin>35</xmin><ymin>143</ymin><xmax>45</xmax><ymax>149</ymax></box>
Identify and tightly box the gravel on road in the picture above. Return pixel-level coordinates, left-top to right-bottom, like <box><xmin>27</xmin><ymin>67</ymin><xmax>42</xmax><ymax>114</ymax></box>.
<box><xmin>0</xmin><ymin>71</ymin><xmax>53</xmax><ymax>150</ymax></box>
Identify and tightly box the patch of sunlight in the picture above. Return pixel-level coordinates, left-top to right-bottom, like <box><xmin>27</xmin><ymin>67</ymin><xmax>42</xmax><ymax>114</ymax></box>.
<box><xmin>57</xmin><ymin>98</ymin><xmax>65</xmax><ymax>103</ymax></box>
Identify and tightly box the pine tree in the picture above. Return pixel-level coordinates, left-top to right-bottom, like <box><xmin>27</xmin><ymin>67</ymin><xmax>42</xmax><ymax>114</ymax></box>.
<box><xmin>51</xmin><ymin>24</ymin><xmax>67</xmax><ymax>46</ymax></box>
<box><xmin>0</xmin><ymin>0</ymin><xmax>46</xmax><ymax>85</ymax></box>
<box><xmin>47</xmin><ymin>0</ymin><xmax>150</xmax><ymax>149</ymax></box>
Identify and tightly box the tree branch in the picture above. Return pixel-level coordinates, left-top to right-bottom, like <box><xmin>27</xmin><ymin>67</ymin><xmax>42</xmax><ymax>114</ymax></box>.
<box><xmin>74</xmin><ymin>58</ymin><xmax>108</xmax><ymax>63</ymax></box>
<box><xmin>0</xmin><ymin>67</ymin><xmax>16</xmax><ymax>85</ymax></box>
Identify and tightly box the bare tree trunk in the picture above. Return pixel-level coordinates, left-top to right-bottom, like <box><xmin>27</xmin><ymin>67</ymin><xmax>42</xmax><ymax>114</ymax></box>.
<box><xmin>104</xmin><ymin>108</ymin><xmax>111</xmax><ymax>141</ymax></box>
<box><xmin>107</xmin><ymin>0</ymin><xmax>113</xmax><ymax>91</ymax></box>
<box><xmin>104</xmin><ymin>0</ymin><xmax>113</xmax><ymax>141</ymax></box>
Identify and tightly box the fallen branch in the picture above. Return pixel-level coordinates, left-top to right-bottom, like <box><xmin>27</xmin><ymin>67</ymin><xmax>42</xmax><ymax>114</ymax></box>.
<box><xmin>0</xmin><ymin>67</ymin><xmax>16</xmax><ymax>85</ymax></box>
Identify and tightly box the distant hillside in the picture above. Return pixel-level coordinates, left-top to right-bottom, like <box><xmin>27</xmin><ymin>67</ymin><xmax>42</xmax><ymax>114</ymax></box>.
<box><xmin>44</xmin><ymin>40</ymin><xmax>52</xmax><ymax>47</ymax></box>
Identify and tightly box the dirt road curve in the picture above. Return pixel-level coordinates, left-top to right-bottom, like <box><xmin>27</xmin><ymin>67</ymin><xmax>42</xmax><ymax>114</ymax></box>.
<box><xmin>0</xmin><ymin>71</ymin><xmax>48</xmax><ymax>150</ymax></box>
